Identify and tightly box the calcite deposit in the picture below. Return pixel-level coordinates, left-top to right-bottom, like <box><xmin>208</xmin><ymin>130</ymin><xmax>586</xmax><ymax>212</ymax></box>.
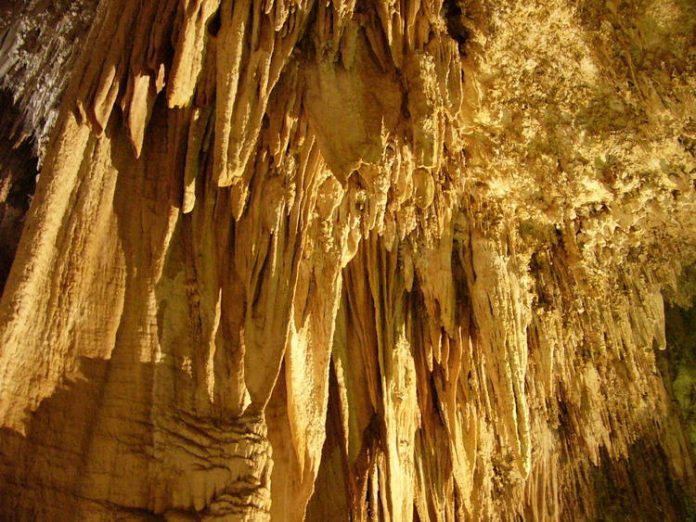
<box><xmin>0</xmin><ymin>0</ymin><xmax>695</xmax><ymax>520</ymax></box>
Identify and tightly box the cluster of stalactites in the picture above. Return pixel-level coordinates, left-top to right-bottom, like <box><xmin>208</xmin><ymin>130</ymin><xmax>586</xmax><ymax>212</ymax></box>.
<box><xmin>0</xmin><ymin>0</ymin><xmax>694</xmax><ymax>520</ymax></box>
<box><xmin>69</xmin><ymin>0</ymin><xmax>470</xmax><ymax>232</ymax></box>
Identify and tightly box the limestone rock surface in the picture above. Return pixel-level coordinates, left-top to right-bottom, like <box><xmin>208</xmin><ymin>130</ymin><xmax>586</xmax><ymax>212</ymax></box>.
<box><xmin>0</xmin><ymin>0</ymin><xmax>695</xmax><ymax>520</ymax></box>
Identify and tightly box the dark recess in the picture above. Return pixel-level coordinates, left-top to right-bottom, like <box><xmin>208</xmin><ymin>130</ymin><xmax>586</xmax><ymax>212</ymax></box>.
<box><xmin>443</xmin><ymin>0</ymin><xmax>470</xmax><ymax>54</ymax></box>
<box><xmin>0</xmin><ymin>88</ymin><xmax>38</xmax><ymax>294</ymax></box>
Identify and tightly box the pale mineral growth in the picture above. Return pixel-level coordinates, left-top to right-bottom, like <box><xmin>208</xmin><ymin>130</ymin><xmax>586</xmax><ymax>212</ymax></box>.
<box><xmin>0</xmin><ymin>0</ymin><xmax>695</xmax><ymax>520</ymax></box>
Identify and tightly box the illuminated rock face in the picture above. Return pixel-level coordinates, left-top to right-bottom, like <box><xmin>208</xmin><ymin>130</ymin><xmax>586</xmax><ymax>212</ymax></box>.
<box><xmin>0</xmin><ymin>0</ymin><xmax>695</xmax><ymax>520</ymax></box>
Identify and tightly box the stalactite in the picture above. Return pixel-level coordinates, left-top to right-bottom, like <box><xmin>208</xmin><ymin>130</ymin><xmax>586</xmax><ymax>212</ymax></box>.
<box><xmin>0</xmin><ymin>0</ymin><xmax>695</xmax><ymax>520</ymax></box>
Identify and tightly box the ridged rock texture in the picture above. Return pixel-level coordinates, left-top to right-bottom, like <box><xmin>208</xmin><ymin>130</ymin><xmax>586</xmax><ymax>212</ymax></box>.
<box><xmin>0</xmin><ymin>0</ymin><xmax>695</xmax><ymax>520</ymax></box>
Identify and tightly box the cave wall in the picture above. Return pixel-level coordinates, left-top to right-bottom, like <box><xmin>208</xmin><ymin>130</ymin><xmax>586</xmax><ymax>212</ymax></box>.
<box><xmin>0</xmin><ymin>0</ymin><xmax>695</xmax><ymax>520</ymax></box>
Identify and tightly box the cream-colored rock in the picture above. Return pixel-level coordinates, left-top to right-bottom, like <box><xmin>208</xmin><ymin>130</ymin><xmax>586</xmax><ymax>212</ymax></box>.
<box><xmin>0</xmin><ymin>0</ymin><xmax>695</xmax><ymax>520</ymax></box>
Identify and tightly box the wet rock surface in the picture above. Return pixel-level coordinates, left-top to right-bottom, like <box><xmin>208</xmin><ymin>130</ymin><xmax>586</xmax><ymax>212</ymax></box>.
<box><xmin>0</xmin><ymin>0</ymin><xmax>695</xmax><ymax>520</ymax></box>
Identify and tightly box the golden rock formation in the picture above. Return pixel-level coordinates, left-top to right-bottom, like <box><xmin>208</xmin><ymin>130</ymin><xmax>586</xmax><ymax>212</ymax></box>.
<box><xmin>0</xmin><ymin>0</ymin><xmax>695</xmax><ymax>520</ymax></box>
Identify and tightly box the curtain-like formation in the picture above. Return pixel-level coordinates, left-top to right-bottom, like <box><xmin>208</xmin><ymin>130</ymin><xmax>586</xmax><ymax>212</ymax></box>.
<box><xmin>0</xmin><ymin>0</ymin><xmax>695</xmax><ymax>520</ymax></box>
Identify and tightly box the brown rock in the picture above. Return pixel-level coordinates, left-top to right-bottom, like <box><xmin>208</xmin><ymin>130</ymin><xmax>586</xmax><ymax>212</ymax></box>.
<box><xmin>0</xmin><ymin>0</ymin><xmax>695</xmax><ymax>520</ymax></box>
